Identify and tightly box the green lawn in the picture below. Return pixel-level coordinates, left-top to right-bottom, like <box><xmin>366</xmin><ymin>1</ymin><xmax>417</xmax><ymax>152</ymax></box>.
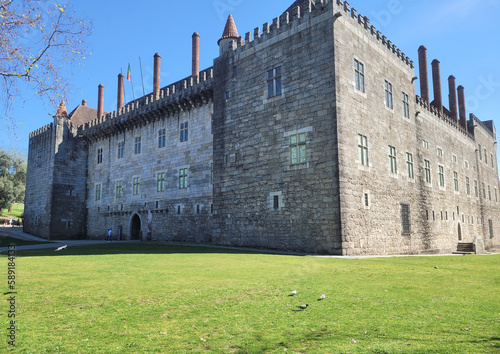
<box><xmin>0</xmin><ymin>235</ymin><xmax>52</xmax><ymax>247</ymax></box>
<box><xmin>3</xmin><ymin>244</ymin><xmax>500</xmax><ymax>352</ymax></box>
<box><xmin>0</xmin><ymin>203</ymin><xmax>24</xmax><ymax>219</ymax></box>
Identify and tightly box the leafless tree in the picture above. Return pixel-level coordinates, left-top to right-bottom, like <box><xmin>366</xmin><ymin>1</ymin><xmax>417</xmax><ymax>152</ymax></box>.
<box><xmin>0</xmin><ymin>0</ymin><xmax>92</xmax><ymax>131</ymax></box>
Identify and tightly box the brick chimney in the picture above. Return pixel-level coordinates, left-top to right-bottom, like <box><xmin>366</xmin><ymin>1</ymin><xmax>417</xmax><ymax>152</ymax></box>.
<box><xmin>117</xmin><ymin>73</ymin><xmax>124</xmax><ymax>110</ymax></box>
<box><xmin>431</xmin><ymin>59</ymin><xmax>443</xmax><ymax>116</ymax></box>
<box><xmin>97</xmin><ymin>84</ymin><xmax>104</xmax><ymax>118</ymax></box>
<box><xmin>82</xmin><ymin>99</ymin><xmax>87</xmax><ymax>107</ymax></box>
<box><xmin>153</xmin><ymin>53</ymin><xmax>161</xmax><ymax>99</ymax></box>
<box><xmin>457</xmin><ymin>85</ymin><xmax>468</xmax><ymax>132</ymax></box>
<box><xmin>448</xmin><ymin>75</ymin><xmax>458</xmax><ymax>124</ymax></box>
<box><xmin>192</xmin><ymin>32</ymin><xmax>200</xmax><ymax>79</ymax></box>
<box><xmin>418</xmin><ymin>46</ymin><xmax>430</xmax><ymax>103</ymax></box>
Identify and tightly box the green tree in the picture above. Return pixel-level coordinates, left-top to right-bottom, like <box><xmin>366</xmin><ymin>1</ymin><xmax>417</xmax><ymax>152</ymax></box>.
<box><xmin>0</xmin><ymin>0</ymin><xmax>92</xmax><ymax>127</ymax></box>
<box><xmin>0</xmin><ymin>149</ymin><xmax>26</xmax><ymax>208</ymax></box>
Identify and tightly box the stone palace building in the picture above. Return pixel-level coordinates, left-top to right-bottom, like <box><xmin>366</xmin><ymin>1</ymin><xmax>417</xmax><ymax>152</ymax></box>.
<box><xmin>24</xmin><ymin>0</ymin><xmax>500</xmax><ymax>255</ymax></box>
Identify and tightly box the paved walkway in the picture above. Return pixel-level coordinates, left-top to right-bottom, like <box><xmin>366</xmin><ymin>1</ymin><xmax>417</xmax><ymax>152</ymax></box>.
<box><xmin>0</xmin><ymin>226</ymin><xmax>136</xmax><ymax>253</ymax></box>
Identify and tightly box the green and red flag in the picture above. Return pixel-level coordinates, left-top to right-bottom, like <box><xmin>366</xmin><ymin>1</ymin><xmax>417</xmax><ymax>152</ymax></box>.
<box><xmin>127</xmin><ymin>64</ymin><xmax>131</xmax><ymax>81</ymax></box>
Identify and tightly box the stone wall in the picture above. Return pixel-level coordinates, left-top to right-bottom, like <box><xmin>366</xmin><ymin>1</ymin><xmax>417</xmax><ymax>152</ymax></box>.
<box><xmin>213</xmin><ymin>3</ymin><xmax>342</xmax><ymax>254</ymax></box>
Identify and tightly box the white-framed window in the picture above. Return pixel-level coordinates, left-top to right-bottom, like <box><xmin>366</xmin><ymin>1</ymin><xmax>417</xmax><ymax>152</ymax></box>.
<box><xmin>97</xmin><ymin>148</ymin><xmax>103</xmax><ymax>164</ymax></box>
<box><xmin>354</xmin><ymin>59</ymin><xmax>365</xmax><ymax>92</ymax></box>
<box><xmin>474</xmin><ymin>180</ymin><xmax>479</xmax><ymax>197</ymax></box>
<box><xmin>422</xmin><ymin>140</ymin><xmax>429</xmax><ymax>149</ymax></box>
<box><xmin>453</xmin><ymin>171</ymin><xmax>459</xmax><ymax>192</ymax></box>
<box><xmin>437</xmin><ymin>148</ymin><xmax>443</xmax><ymax>157</ymax></box>
<box><xmin>466</xmin><ymin>177</ymin><xmax>470</xmax><ymax>196</ymax></box>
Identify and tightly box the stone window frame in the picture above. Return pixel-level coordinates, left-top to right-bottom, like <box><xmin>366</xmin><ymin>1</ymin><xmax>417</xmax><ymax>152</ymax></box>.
<box><xmin>158</xmin><ymin>128</ymin><xmax>166</xmax><ymax>149</ymax></box>
<box><xmin>402</xmin><ymin>91</ymin><xmax>410</xmax><ymax>118</ymax></box>
<box><xmin>422</xmin><ymin>139</ymin><xmax>429</xmax><ymax>149</ymax></box>
<box><xmin>436</xmin><ymin>147</ymin><xmax>443</xmax><ymax>157</ymax></box>
<box><xmin>388</xmin><ymin>145</ymin><xmax>397</xmax><ymax>175</ymax></box>
<box><xmin>474</xmin><ymin>180</ymin><xmax>479</xmax><ymax>197</ymax></box>
<box><xmin>157</xmin><ymin>172</ymin><xmax>166</xmax><ymax>192</ymax></box>
<box><xmin>268</xmin><ymin>191</ymin><xmax>284</xmax><ymax>211</ymax></box>
<box><xmin>134</xmin><ymin>136</ymin><xmax>141</xmax><ymax>154</ymax></box>
<box><xmin>284</xmin><ymin>127</ymin><xmax>313</xmax><ymax>171</ymax></box>
<box><xmin>484</xmin><ymin>148</ymin><xmax>488</xmax><ymax>164</ymax></box>
<box><xmin>482</xmin><ymin>182</ymin><xmax>486</xmax><ymax>199</ymax></box>
<box><xmin>95</xmin><ymin>183</ymin><xmax>101</xmax><ymax>201</ymax></box>
<box><xmin>406</xmin><ymin>152</ymin><xmax>414</xmax><ymax>179</ymax></box>
<box><xmin>289</xmin><ymin>132</ymin><xmax>307</xmax><ymax>165</ymax></box>
<box><xmin>97</xmin><ymin>147</ymin><xmax>103</xmax><ymax>164</ymax></box>
<box><xmin>358</xmin><ymin>134</ymin><xmax>369</xmax><ymax>167</ymax></box>
<box><xmin>438</xmin><ymin>165</ymin><xmax>445</xmax><ymax>189</ymax></box>
<box><xmin>180</xmin><ymin>121</ymin><xmax>189</xmax><ymax>143</ymax></box>
<box><xmin>117</xmin><ymin>141</ymin><xmax>125</xmax><ymax>159</ymax></box>
<box><xmin>488</xmin><ymin>185</ymin><xmax>492</xmax><ymax>201</ymax></box>
<box><xmin>384</xmin><ymin>80</ymin><xmax>393</xmax><ymax>109</ymax></box>
<box><xmin>478</xmin><ymin>144</ymin><xmax>482</xmax><ymax>160</ymax></box>
<box><xmin>400</xmin><ymin>203</ymin><xmax>411</xmax><ymax>235</ymax></box>
<box><xmin>453</xmin><ymin>171</ymin><xmax>459</xmax><ymax>193</ymax></box>
<box><xmin>133</xmin><ymin>176</ymin><xmax>140</xmax><ymax>196</ymax></box>
<box><xmin>115</xmin><ymin>180</ymin><xmax>123</xmax><ymax>198</ymax></box>
<box><xmin>267</xmin><ymin>67</ymin><xmax>282</xmax><ymax>98</ymax></box>
<box><xmin>424</xmin><ymin>159</ymin><xmax>431</xmax><ymax>185</ymax></box>
<box><xmin>466</xmin><ymin>177</ymin><xmax>471</xmax><ymax>196</ymax></box>
<box><xmin>179</xmin><ymin>167</ymin><xmax>189</xmax><ymax>189</ymax></box>
<box><xmin>354</xmin><ymin>58</ymin><xmax>365</xmax><ymax>93</ymax></box>
<box><xmin>452</xmin><ymin>154</ymin><xmax>457</xmax><ymax>163</ymax></box>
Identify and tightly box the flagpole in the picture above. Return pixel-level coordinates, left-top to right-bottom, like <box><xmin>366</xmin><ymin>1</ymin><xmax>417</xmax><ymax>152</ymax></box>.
<box><xmin>139</xmin><ymin>56</ymin><xmax>145</xmax><ymax>96</ymax></box>
<box><xmin>128</xmin><ymin>63</ymin><xmax>135</xmax><ymax>101</ymax></box>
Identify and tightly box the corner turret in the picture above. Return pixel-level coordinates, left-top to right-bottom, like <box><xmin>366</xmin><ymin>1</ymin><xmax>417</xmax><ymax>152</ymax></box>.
<box><xmin>218</xmin><ymin>14</ymin><xmax>239</xmax><ymax>55</ymax></box>
<box><xmin>54</xmin><ymin>100</ymin><xmax>68</xmax><ymax>118</ymax></box>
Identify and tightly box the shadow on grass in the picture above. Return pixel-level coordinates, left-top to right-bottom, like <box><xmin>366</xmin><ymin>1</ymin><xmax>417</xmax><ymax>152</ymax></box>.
<box><xmin>6</xmin><ymin>242</ymin><xmax>305</xmax><ymax>258</ymax></box>
<box><xmin>0</xmin><ymin>235</ymin><xmax>53</xmax><ymax>247</ymax></box>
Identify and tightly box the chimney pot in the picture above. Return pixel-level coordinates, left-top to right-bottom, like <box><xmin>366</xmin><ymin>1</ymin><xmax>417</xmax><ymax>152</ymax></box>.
<box><xmin>192</xmin><ymin>32</ymin><xmax>200</xmax><ymax>79</ymax></box>
<box><xmin>448</xmin><ymin>75</ymin><xmax>458</xmax><ymax>124</ymax></box>
<box><xmin>82</xmin><ymin>99</ymin><xmax>87</xmax><ymax>106</ymax></box>
<box><xmin>418</xmin><ymin>45</ymin><xmax>430</xmax><ymax>103</ymax></box>
<box><xmin>117</xmin><ymin>73</ymin><xmax>124</xmax><ymax>110</ymax></box>
<box><xmin>431</xmin><ymin>59</ymin><xmax>443</xmax><ymax>117</ymax></box>
<box><xmin>153</xmin><ymin>53</ymin><xmax>161</xmax><ymax>100</ymax></box>
<box><xmin>97</xmin><ymin>84</ymin><xmax>104</xmax><ymax>118</ymax></box>
<box><xmin>457</xmin><ymin>85</ymin><xmax>468</xmax><ymax>132</ymax></box>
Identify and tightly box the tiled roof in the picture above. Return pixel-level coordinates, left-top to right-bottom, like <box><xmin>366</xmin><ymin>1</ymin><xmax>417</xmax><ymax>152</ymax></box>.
<box><xmin>219</xmin><ymin>14</ymin><xmax>239</xmax><ymax>44</ymax></box>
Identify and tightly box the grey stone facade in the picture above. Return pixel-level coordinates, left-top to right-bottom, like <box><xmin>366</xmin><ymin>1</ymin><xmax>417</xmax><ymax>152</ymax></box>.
<box><xmin>24</xmin><ymin>0</ymin><xmax>500</xmax><ymax>255</ymax></box>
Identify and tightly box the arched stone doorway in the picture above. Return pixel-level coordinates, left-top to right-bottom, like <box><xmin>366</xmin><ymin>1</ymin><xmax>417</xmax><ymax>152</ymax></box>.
<box><xmin>131</xmin><ymin>214</ymin><xmax>141</xmax><ymax>240</ymax></box>
<box><xmin>457</xmin><ymin>223</ymin><xmax>462</xmax><ymax>241</ymax></box>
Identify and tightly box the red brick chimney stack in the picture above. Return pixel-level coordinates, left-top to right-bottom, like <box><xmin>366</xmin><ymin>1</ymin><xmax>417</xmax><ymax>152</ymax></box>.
<box><xmin>457</xmin><ymin>85</ymin><xmax>468</xmax><ymax>132</ymax></box>
<box><xmin>97</xmin><ymin>84</ymin><xmax>104</xmax><ymax>118</ymax></box>
<box><xmin>448</xmin><ymin>75</ymin><xmax>458</xmax><ymax>124</ymax></box>
<box><xmin>418</xmin><ymin>45</ymin><xmax>430</xmax><ymax>103</ymax></box>
<box><xmin>117</xmin><ymin>73</ymin><xmax>124</xmax><ymax>110</ymax></box>
<box><xmin>431</xmin><ymin>59</ymin><xmax>443</xmax><ymax>117</ymax></box>
<box><xmin>153</xmin><ymin>53</ymin><xmax>161</xmax><ymax>99</ymax></box>
<box><xmin>192</xmin><ymin>32</ymin><xmax>200</xmax><ymax>79</ymax></box>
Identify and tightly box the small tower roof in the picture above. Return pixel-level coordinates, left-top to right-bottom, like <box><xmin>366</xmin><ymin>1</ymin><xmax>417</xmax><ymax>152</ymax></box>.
<box><xmin>54</xmin><ymin>100</ymin><xmax>68</xmax><ymax>117</ymax></box>
<box><xmin>218</xmin><ymin>14</ymin><xmax>239</xmax><ymax>44</ymax></box>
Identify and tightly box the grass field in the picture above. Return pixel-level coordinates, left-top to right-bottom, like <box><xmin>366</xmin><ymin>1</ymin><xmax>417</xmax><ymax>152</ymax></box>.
<box><xmin>2</xmin><ymin>243</ymin><xmax>499</xmax><ymax>352</ymax></box>
<box><xmin>0</xmin><ymin>203</ymin><xmax>24</xmax><ymax>219</ymax></box>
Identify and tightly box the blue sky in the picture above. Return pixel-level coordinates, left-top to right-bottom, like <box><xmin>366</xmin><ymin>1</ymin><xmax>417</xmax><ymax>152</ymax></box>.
<box><xmin>2</xmin><ymin>0</ymin><xmax>500</xmax><ymax>171</ymax></box>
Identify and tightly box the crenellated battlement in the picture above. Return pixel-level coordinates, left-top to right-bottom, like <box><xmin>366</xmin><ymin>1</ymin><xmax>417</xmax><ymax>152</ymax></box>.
<box><xmin>78</xmin><ymin>67</ymin><xmax>214</xmax><ymax>139</ymax></box>
<box><xmin>416</xmin><ymin>95</ymin><xmax>473</xmax><ymax>140</ymax></box>
<box><xmin>29</xmin><ymin>123</ymin><xmax>53</xmax><ymax>140</ymax></box>
<box><xmin>224</xmin><ymin>0</ymin><xmax>413</xmax><ymax>69</ymax></box>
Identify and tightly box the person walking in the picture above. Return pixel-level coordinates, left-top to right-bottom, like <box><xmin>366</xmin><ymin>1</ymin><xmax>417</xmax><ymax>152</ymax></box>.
<box><xmin>107</xmin><ymin>228</ymin><xmax>112</xmax><ymax>243</ymax></box>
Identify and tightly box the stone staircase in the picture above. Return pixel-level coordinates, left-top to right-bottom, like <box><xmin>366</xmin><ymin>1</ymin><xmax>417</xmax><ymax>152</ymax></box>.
<box><xmin>453</xmin><ymin>242</ymin><xmax>475</xmax><ymax>254</ymax></box>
